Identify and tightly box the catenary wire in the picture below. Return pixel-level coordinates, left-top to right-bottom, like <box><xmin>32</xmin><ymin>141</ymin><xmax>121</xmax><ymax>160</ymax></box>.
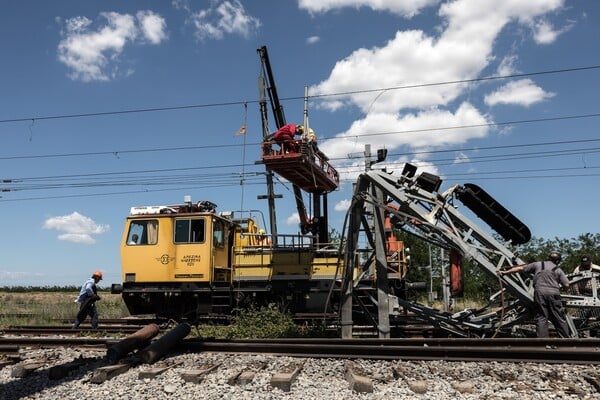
<box><xmin>0</xmin><ymin>65</ymin><xmax>599</xmax><ymax>124</ymax></box>
<box><xmin>1</xmin><ymin>119</ymin><xmax>599</xmax><ymax>162</ymax></box>
<box><xmin>4</xmin><ymin>145</ymin><xmax>600</xmax><ymax>186</ymax></box>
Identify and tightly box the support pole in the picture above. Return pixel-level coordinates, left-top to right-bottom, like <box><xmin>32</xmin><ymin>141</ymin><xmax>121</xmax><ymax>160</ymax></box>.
<box><xmin>373</xmin><ymin>185</ymin><xmax>390</xmax><ymax>338</ymax></box>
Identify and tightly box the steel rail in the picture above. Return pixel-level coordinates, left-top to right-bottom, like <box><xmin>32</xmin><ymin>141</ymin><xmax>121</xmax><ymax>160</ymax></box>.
<box><xmin>2</xmin><ymin>326</ymin><xmax>147</xmax><ymax>335</ymax></box>
<box><xmin>0</xmin><ymin>337</ymin><xmax>114</xmax><ymax>347</ymax></box>
<box><xmin>53</xmin><ymin>318</ymin><xmax>168</xmax><ymax>325</ymax></box>
<box><xmin>179</xmin><ymin>338</ymin><xmax>600</xmax><ymax>364</ymax></box>
<box><xmin>2</xmin><ymin>336</ymin><xmax>599</xmax><ymax>364</ymax></box>
<box><xmin>202</xmin><ymin>337</ymin><xmax>600</xmax><ymax>346</ymax></box>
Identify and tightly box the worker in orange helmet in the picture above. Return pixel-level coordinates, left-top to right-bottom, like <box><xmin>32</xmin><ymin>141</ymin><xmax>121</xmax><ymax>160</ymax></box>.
<box><xmin>72</xmin><ymin>271</ymin><xmax>103</xmax><ymax>330</ymax></box>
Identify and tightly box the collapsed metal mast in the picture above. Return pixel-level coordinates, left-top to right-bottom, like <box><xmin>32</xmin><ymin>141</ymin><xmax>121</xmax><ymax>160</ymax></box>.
<box><xmin>341</xmin><ymin>164</ymin><xmax>586</xmax><ymax>338</ymax></box>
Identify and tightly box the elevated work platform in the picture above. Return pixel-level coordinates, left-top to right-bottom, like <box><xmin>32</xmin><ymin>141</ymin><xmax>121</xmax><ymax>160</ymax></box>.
<box><xmin>261</xmin><ymin>140</ymin><xmax>339</xmax><ymax>193</ymax></box>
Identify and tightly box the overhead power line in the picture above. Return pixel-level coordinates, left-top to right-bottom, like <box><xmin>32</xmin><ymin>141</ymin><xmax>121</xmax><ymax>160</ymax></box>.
<box><xmin>1</xmin><ymin>65</ymin><xmax>599</xmax><ymax>124</ymax></box>
<box><xmin>2</xmin><ymin>167</ymin><xmax>599</xmax><ymax>203</ymax></box>
<box><xmin>308</xmin><ymin>65</ymin><xmax>600</xmax><ymax>99</ymax></box>
<box><xmin>2</xmin><ymin>140</ymin><xmax>599</xmax><ymax>183</ymax></box>
<box><xmin>0</xmin><ymin>181</ymin><xmax>265</xmax><ymax>203</ymax></box>
<box><xmin>2</xmin><ymin>114</ymin><xmax>600</xmax><ymax>162</ymax></box>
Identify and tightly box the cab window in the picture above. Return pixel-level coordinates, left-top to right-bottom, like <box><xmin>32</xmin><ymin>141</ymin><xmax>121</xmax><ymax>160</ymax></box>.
<box><xmin>213</xmin><ymin>219</ymin><xmax>225</xmax><ymax>248</ymax></box>
<box><xmin>127</xmin><ymin>220</ymin><xmax>158</xmax><ymax>245</ymax></box>
<box><xmin>175</xmin><ymin>218</ymin><xmax>205</xmax><ymax>243</ymax></box>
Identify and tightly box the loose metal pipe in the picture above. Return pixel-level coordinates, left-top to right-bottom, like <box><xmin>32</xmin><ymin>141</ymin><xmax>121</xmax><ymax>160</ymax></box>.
<box><xmin>137</xmin><ymin>322</ymin><xmax>191</xmax><ymax>364</ymax></box>
<box><xmin>106</xmin><ymin>323</ymin><xmax>160</xmax><ymax>364</ymax></box>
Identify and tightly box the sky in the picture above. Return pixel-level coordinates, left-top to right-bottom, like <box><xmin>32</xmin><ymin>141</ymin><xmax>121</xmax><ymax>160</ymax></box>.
<box><xmin>1</xmin><ymin>0</ymin><xmax>599</xmax><ymax>287</ymax></box>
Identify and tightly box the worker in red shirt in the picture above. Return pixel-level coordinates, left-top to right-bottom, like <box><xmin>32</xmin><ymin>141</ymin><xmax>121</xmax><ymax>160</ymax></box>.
<box><xmin>273</xmin><ymin>124</ymin><xmax>303</xmax><ymax>153</ymax></box>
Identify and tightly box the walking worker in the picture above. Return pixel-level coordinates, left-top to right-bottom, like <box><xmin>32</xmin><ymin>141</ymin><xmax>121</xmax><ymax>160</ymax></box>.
<box><xmin>72</xmin><ymin>271</ymin><xmax>102</xmax><ymax>329</ymax></box>
<box><xmin>498</xmin><ymin>252</ymin><xmax>571</xmax><ymax>338</ymax></box>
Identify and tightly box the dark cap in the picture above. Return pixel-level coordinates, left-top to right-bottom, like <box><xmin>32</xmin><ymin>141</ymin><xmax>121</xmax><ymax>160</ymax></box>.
<box><xmin>549</xmin><ymin>252</ymin><xmax>561</xmax><ymax>263</ymax></box>
<box><xmin>581</xmin><ymin>255</ymin><xmax>592</xmax><ymax>267</ymax></box>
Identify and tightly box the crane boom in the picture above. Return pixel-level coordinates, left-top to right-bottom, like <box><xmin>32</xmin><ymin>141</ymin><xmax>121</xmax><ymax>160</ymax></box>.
<box><xmin>257</xmin><ymin>46</ymin><xmax>339</xmax><ymax>240</ymax></box>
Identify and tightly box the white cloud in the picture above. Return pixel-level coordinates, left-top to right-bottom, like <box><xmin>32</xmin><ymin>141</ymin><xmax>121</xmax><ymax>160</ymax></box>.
<box><xmin>497</xmin><ymin>54</ymin><xmax>519</xmax><ymax>76</ymax></box>
<box><xmin>43</xmin><ymin>212</ymin><xmax>109</xmax><ymax>244</ymax></box>
<box><xmin>410</xmin><ymin>160</ymin><xmax>440</xmax><ymax>177</ymax></box>
<box><xmin>311</xmin><ymin>0</ymin><xmax>564</xmax><ymax>114</ymax></box>
<box><xmin>318</xmin><ymin>102</ymin><xmax>490</xmax><ymax>165</ymax></box>
<box><xmin>334</xmin><ymin>199</ymin><xmax>351</xmax><ymax>211</ymax></box>
<box><xmin>298</xmin><ymin>0</ymin><xmax>440</xmax><ymax>18</ymax></box>
<box><xmin>0</xmin><ymin>270</ymin><xmax>44</xmax><ymax>282</ymax></box>
<box><xmin>484</xmin><ymin>79</ymin><xmax>555</xmax><ymax>107</ymax></box>
<box><xmin>191</xmin><ymin>0</ymin><xmax>260</xmax><ymax>40</ymax></box>
<box><xmin>309</xmin><ymin>0</ymin><xmax>563</xmax><ymax>173</ymax></box>
<box><xmin>306</xmin><ymin>36</ymin><xmax>320</xmax><ymax>45</ymax></box>
<box><xmin>171</xmin><ymin>0</ymin><xmax>190</xmax><ymax>12</ymax></box>
<box><xmin>137</xmin><ymin>11</ymin><xmax>168</xmax><ymax>44</ymax></box>
<box><xmin>64</xmin><ymin>16</ymin><xmax>92</xmax><ymax>33</ymax></box>
<box><xmin>57</xmin><ymin>11</ymin><xmax>167</xmax><ymax>82</ymax></box>
<box><xmin>286</xmin><ymin>212</ymin><xmax>300</xmax><ymax>225</ymax></box>
<box><xmin>530</xmin><ymin>18</ymin><xmax>572</xmax><ymax>44</ymax></box>
<box><xmin>454</xmin><ymin>152</ymin><xmax>470</xmax><ymax>164</ymax></box>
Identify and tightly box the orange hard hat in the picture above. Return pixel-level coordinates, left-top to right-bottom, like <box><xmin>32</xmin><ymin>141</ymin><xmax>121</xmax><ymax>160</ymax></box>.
<box><xmin>92</xmin><ymin>271</ymin><xmax>103</xmax><ymax>280</ymax></box>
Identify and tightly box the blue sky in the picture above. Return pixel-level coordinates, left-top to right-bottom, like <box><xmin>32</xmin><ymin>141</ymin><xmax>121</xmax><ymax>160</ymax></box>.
<box><xmin>1</xmin><ymin>0</ymin><xmax>599</xmax><ymax>287</ymax></box>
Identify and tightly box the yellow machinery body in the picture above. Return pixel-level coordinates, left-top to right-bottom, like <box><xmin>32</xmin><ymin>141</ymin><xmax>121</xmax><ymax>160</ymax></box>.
<box><xmin>117</xmin><ymin>202</ymin><xmax>348</xmax><ymax>320</ymax></box>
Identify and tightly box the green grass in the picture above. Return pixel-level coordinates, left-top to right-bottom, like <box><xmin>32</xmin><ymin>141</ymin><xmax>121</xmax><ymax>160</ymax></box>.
<box><xmin>0</xmin><ymin>290</ymin><xmax>130</xmax><ymax>327</ymax></box>
<box><xmin>0</xmin><ymin>291</ymin><xmax>327</xmax><ymax>340</ymax></box>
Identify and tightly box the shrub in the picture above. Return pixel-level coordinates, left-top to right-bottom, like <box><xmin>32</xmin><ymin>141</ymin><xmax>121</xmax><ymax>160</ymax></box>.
<box><xmin>198</xmin><ymin>305</ymin><xmax>325</xmax><ymax>339</ymax></box>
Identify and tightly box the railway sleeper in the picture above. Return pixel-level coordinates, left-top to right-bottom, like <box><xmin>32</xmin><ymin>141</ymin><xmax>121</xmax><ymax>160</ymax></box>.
<box><xmin>11</xmin><ymin>360</ymin><xmax>46</xmax><ymax>378</ymax></box>
<box><xmin>90</xmin><ymin>362</ymin><xmax>133</xmax><ymax>384</ymax></box>
<box><xmin>227</xmin><ymin>370</ymin><xmax>256</xmax><ymax>385</ymax></box>
<box><xmin>48</xmin><ymin>356</ymin><xmax>100</xmax><ymax>380</ymax></box>
<box><xmin>270</xmin><ymin>363</ymin><xmax>303</xmax><ymax>392</ymax></box>
<box><xmin>179</xmin><ymin>363</ymin><xmax>220</xmax><ymax>383</ymax></box>
<box><xmin>344</xmin><ymin>361</ymin><xmax>373</xmax><ymax>393</ymax></box>
<box><xmin>138</xmin><ymin>360</ymin><xmax>183</xmax><ymax>380</ymax></box>
<box><xmin>227</xmin><ymin>361</ymin><xmax>266</xmax><ymax>385</ymax></box>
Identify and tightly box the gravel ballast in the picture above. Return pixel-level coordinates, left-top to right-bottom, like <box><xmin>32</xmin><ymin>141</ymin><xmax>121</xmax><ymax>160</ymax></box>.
<box><xmin>1</xmin><ymin>346</ymin><xmax>599</xmax><ymax>399</ymax></box>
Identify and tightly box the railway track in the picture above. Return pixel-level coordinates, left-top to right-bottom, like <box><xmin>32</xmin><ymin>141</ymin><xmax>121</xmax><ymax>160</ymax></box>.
<box><xmin>2</xmin><ymin>333</ymin><xmax>600</xmax><ymax>364</ymax></box>
<box><xmin>0</xmin><ymin>317</ymin><xmax>169</xmax><ymax>336</ymax></box>
<box><xmin>2</xmin><ymin>333</ymin><xmax>600</xmax><ymax>398</ymax></box>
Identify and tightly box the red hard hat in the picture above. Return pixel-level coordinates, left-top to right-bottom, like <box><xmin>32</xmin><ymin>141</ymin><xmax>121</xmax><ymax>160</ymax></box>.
<box><xmin>92</xmin><ymin>271</ymin><xmax>103</xmax><ymax>280</ymax></box>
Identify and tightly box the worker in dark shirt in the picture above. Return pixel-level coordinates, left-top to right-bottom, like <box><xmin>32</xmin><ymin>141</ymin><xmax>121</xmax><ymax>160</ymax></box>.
<box><xmin>498</xmin><ymin>252</ymin><xmax>571</xmax><ymax>337</ymax></box>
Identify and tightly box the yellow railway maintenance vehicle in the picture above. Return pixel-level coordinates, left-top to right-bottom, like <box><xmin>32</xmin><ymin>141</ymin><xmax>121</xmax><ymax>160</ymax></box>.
<box><xmin>113</xmin><ymin>199</ymin><xmax>355</xmax><ymax>321</ymax></box>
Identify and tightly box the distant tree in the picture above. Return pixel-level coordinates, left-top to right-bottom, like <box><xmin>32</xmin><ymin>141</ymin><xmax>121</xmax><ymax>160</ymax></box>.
<box><xmin>328</xmin><ymin>227</ymin><xmax>342</xmax><ymax>244</ymax></box>
<box><xmin>395</xmin><ymin>230</ymin><xmax>600</xmax><ymax>302</ymax></box>
<box><xmin>511</xmin><ymin>233</ymin><xmax>600</xmax><ymax>274</ymax></box>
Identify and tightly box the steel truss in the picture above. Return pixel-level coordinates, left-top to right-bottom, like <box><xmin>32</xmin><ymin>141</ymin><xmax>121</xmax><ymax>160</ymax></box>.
<box><xmin>341</xmin><ymin>166</ymin><xmax>595</xmax><ymax>338</ymax></box>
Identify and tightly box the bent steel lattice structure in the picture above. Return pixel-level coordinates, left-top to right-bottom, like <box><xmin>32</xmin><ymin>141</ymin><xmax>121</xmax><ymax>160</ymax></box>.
<box><xmin>340</xmin><ymin>165</ymin><xmax>595</xmax><ymax>338</ymax></box>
